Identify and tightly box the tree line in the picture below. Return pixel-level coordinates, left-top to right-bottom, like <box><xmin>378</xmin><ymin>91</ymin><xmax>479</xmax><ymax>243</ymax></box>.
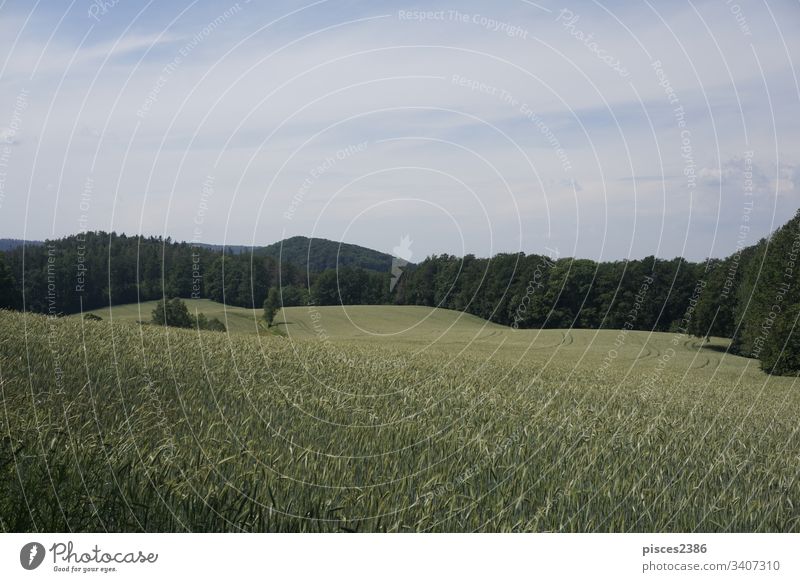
<box><xmin>1</xmin><ymin>211</ymin><xmax>799</xmax><ymax>375</ymax></box>
<box><xmin>0</xmin><ymin>232</ymin><xmax>305</xmax><ymax>313</ymax></box>
<box><xmin>390</xmin><ymin>210</ymin><xmax>800</xmax><ymax>375</ymax></box>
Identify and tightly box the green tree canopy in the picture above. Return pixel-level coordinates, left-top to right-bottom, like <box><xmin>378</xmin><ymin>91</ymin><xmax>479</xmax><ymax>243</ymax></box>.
<box><xmin>0</xmin><ymin>253</ymin><xmax>17</xmax><ymax>310</ymax></box>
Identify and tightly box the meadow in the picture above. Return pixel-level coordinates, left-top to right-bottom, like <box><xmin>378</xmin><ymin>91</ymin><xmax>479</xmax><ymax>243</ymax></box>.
<box><xmin>1</xmin><ymin>302</ymin><xmax>798</xmax><ymax>532</ymax></box>
<box><xmin>80</xmin><ymin>298</ymin><xmax>266</xmax><ymax>336</ymax></box>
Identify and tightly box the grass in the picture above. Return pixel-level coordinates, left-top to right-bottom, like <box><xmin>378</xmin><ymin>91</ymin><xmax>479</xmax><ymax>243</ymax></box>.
<box><xmin>3</xmin><ymin>304</ymin><xmax>799</xmax><ymax>532</ymax></box>
<box><xmin>78</xmin><ymin>298</ymin><xmax>266</xmax><ymax>335</ymax></box>
<box><xmin>277</xmin><ymin>304</ymin><xmax>506</xmax><ymax>341</ymax></box>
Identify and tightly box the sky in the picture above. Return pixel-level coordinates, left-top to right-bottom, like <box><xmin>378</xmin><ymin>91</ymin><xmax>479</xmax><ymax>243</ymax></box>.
<box><xmin>0</xmin><ymin>0</ymin><xmax>798</xmax><ymax>261</ymax></box>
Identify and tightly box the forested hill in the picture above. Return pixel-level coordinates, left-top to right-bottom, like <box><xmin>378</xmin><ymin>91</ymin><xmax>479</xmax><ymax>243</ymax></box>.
<box><xmin>1</xmin><ymin>210</ymin><xmax>800</xmax><ymax>375</ymax></box>
<box><xmin>257</xmin><ymin>236</ymin><xmax>395</xmax><ymax>273</ymax></box>
<box><xmin>0</xmin><ymin>232</ymin><xmax>397</xmax><ymax>315</ymax></box>
<box><xmin>191</xmin><ymin>235</ymin><xmax>397</xmax><ymax>271</ymax></box>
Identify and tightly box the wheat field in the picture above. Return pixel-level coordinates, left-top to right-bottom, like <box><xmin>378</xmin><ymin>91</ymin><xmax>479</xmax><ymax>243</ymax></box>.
<box><xmin>2</xmin><ymin>304</ymin><xmax>798</xmax><ymax>532</ymax></box>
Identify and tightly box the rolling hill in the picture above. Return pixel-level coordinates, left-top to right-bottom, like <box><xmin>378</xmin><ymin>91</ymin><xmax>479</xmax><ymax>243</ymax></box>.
<box><xmin>189</xmin><ymin>236</ymin><xmax>399</xmax><ymax>271</ymax></box>
<box><xmin>257</xmin><ymin>236</ymin><xmax>399</xmax><ymax>272</ymax></box>
<box><xmin>4</xmin><ymin>304</ymin><xmax>796</xmax><ymax>532</ymax></box>
<box><xmin>78</xmin><ymin>298</ymin><xmax>264</xmax><ymax>335</ymax></box>
<box><xmin>77</xmin><ymin>299</ymin><xmax>742</xmax><ymax>374</ymax></box>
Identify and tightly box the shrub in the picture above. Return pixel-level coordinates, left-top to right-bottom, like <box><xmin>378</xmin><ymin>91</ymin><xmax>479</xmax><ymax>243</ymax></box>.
<box><xmin>195</xmin><ymin>312</ymin><xmax>226</xmax><ymax>332</ymax></box>
<box><xmin>152</xmin><ymin>298</ymin><xmax>193</xmax><ymax>328</ymax></box>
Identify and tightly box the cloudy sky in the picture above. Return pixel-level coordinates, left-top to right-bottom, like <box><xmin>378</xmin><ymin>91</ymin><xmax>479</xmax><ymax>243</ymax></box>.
<box><xmin>1</xmin><ymin>0</ymin><xmax>798</xmax><ymax>261</ymax></box>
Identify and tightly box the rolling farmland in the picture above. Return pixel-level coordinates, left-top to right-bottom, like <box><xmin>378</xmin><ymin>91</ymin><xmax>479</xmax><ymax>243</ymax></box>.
<box><xmin>2</xmin><ymin>304</ymin><xmax>799</xmax><ymax>532</ymax></box>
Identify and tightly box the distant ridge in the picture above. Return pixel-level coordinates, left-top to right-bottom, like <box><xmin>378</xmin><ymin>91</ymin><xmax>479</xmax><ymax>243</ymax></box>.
<box><xmin>257</xmin><ymin>236</ymin><xmax>398</xmax><ymax>273</ymax></box>
<box><xmin>1</xmin><ymin>235</ymin><xmax>402</xmax><ymax>273</ymax></box>
<box><xmin>192</xmin><ymin>236</ymin><xmax>401</xmax><ymax>272</ymax></box>
<box><xmin>0</xmin><ymin>239</ymin><xmax>43</xmax><ymax>252</ymax></box>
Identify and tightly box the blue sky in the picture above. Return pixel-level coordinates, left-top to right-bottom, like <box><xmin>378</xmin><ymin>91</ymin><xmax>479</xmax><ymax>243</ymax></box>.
<box><xmin>1</xmin><ymin>0</ymin><xmax>798</xmax><ymax>261</ymax></box>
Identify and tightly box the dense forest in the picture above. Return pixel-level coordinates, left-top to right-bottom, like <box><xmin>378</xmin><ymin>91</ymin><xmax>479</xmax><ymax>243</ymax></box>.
<box><xmin>1</xmin><ymin>210</ymin><xmax>799</xmax><ymax>374</ymax></box>
<box><xmin>191</xmin><ymin>236</ymin><xmax>395</xmax><ymax>271</ymax></box>
<box><xmin>259</xmin><ymin>236</ymin><xmax>395</xmax><ymax>273</ymax></box>
<box><xmin>393</xmin><ymin>211</ymin><xmax>800</xmax><ymax>375</ymax></box>
<box><xmin>0</xmin><ymin>233</ymin><xmax>394</xmax><ymax>314</ymax></box>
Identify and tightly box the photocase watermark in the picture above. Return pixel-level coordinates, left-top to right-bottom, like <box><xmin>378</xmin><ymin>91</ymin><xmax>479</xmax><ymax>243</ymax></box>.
<box><xmin>725</xmin><ymin>0</ymin><xmax>752</xmax><ymax>37</ymax></box>
<box><xmin>304</xmin><ymin>298</ymin><xmax>410</xmax><ymax>375</ymax></box>
<box><xmin>44</xmin><ymin>540</ymin><xmax>158</xmax><ymax>574</ymax></box>
<box><xmin>640</xmin><ymin>278</ymin><xmax>706</xmax><ymax>399</ymax></box>
<box><xmin>596</xmin><ymin>273</ymin><xmax>654</xmax><ymax>376</ymax></box>
<box><xmin>140</xmin><ymin>373</ymin><xmax>177</xmax><ymax>461</ymax></box>
<box><xmin>452</xmin><ymin>74</ymin><xmax>573</xmax><ymax>172</ymax></box>
<box><xmin>284</xmin><ymin>141</ymin><xmax>368</xmax><ymax>221</ymax></box>
<box><xmin>398</xmin><ymin>10</ymin><xmax>529</xmax><ymax>39</ymax></box>
<box><xmin>413</xmin><ymin>416</ymin><xmax>539</xmax><ymax>507</ymax></box>
<box><xmin>509</xmin><ymin>247</ymin><xmax>560</xmax><ymax>329</ymax></box>
<box><xmin>652</xmin><ymin>60</ymin><xmax>695</xmax><ymax>192</ymax></box>
<box><xmin>750</xmin><ymin>222</ymin><xmax>800</xmax><ymax>359</ymax></box>
<box><xmin>87</xmin><ymin>0</ymin><xmax>121</xmax><ymax>22</ymax></box>
<box><xmin>44</xmin><ymin>243</ymin><xmax>66</xmax><ymax>396</ymax></box>
<box><xmin>44</xmin><ymin>245</ymin><xmax>57</xmax><ymax>302</ymax></box>
<box><xmin>75</xmin><ymin>176</ymin><xmax>94</xmax><ymax>295</ymax></box>
<box><xmin>189</xmin><ymin>174</ymin><xmax>215</xmax><ymax>298</ymax></box>
<box><xmin>0</xmin><ymin>88</ymin><xmax>29</xmax><ymax>212</ymax></box>
<box><xmin>720</xmin><ymin>150</ymin><xmax>755</xmax><ymax>300</ymax></box>
<box><xmin>556</xmin><ymin>9</ymin><xmax>629</xmax><ymax>78</ymax></box>
<box><xmin>20</xmin><ymin>542</ymin><xmax>46</xmax><ymax>570</ymax></box>
<box><xmin>390</xmin><ymin>234</ymin><xmax>413</xmax><ymax>292</ymax></box>
<box><xmin>288</xmin><ymin>296</ymin><xmax>414</xmax><ymax>424</ymax></box>
<box><xmin>136</xmin><ymin>3</ymin><xmax>245</xmax><ymax>119</ymax></box>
